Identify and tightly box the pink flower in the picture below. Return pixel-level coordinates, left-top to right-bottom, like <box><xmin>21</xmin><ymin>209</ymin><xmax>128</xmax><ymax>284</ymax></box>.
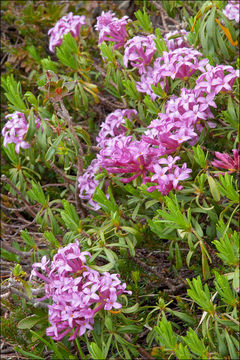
<box><xmin>48</xmin><ymin>12</ymin><xmax>86</xmax><ymax>52</ymax></box>
<box><xmin>2</xmin><ymin>111</ymin><xmax>41</xmax><ymax>153</ymax></box>
<box><xmin>136</xmin><ymin>48</ymin><xmax>208</xmax><ymax>100</ymax></box>
<box><xmin>96</xmin><ymin>109</ymin><xmax>137</xmax><ymax>147</ymax></box>
<box><xmin>104</xmin><ymin>291</ymin><xmax>122</xmax><ymax>310</ymax></box>
<box><xmin>168</xmin><ymin>163</ymin><xmax>192</xmax><ymax>188</ymax></box>
<box><xmin>78</xmin><ymin>159</ymin><xmax>102</xmax><ymax>210</ymax></box>
<box><xmin>148</xmin><ymin>162</ymin><xmax>192</xmax><ymax>195</ymax></box>
<box><xmin>164</xmin><ymin>29</ymin><xmax>189</xmax><ymax>50</ymax></box>
<box><xmin>212</xmin><ymin>149</ymin><xmax>240</xmax><ymax>173</ymax></box>
<box><xmin>95</xmin><ymin>11</ymin><xmax>130</xmax><ymax>49</ymax></box>
<box><xmin>30</xmin><ymin>242</ymin><xmax>131</xmax><ymax>341</ymax></box>
<box><xmin>97</xmin><ymin>135</ymin><xmax>161</xmax><ymax>184</ymax></box>
<box><xmin>94</xmin><ymin>11</ymin><xmax>118</xmax><ymax>31</ymax></box>
<box><xmin>223</xmin><ymin>0</ymin><xmax>240</xmax><ymax>23</ymax></box>
<box><xmin>123</xmin><ymin>35</ymin><xmax>156</xmax><ymax>74</ymax></box>
<box><xmin>195</xmin><ymin>64</ymin><xmax>239</xmax><ymax>97</ymax></box>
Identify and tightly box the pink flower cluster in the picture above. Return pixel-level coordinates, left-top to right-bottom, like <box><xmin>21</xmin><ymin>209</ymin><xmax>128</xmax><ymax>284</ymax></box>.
<box><xmin>163</xmin><ymin>30</ymin><xmax>189</xmax><ymax>51</ymax></box>
<box><xmin>96</xmin><ymin>108</ymin><xmax>137</xmax><ymax>147</ymax></box>
<box><xmin>195</xmin><ymin>64</ymin><xmax>239</xmax><ymax>97</ymax></box>
<box><xmin>78</xmin><ymin>19</ymin><xmax>239</xmax><ymax>208</ymax></box>
<box><xmin>212</xmin><ymin>149</ymin><xmax>240</xmax><ymax>173</ymax></box>
<box><xmin>137</xmin><ymin>48</ymin><xmax>208</xmax><ymax>100</ymax></box>
<box><xmin>123</xmin><ymin>35</ymin><xmax>156</xmax><ymax>74</ymax></box>
<box><xmin>223</xmin><ymin>0</ymin><xmax>240</xmax><ymax>23</ymax></box>
<box><xmin>30</xmin><ymin>241</ymin><xmax>131</xmax><ymax>341</ymax></box>
<box><xmin>148</xmin><ymin>156</ymin><xmax>192</xmax><ymax>195</ymax></box>
<box><xmin>78</xmin><ymin>159</ymin><xmax>101</xmax><ymax>210</ymax></box>
<box><xmin>95</xmin><ymin>10</ymin><xmax>130</xmax><ymax>49</ymax></box>
<box><xmin>2</xmin><ymin>111</ymin><xmax>41</xmax><ymax>153</ymax></box>
<box><xmin>78</xmin><ymin>109</ymin><xmax>137</xmax><ymax>209</ymax></box>
<box><xmin>48</xmin><ymin>12</ymin><xmax>86</xmax><ymax>52</ymax></box>
<box><xmin>97</xmin><ymin>135</ymin><xmax>162</xmax><ymax>184</ymax></box>
<box><xmin>79</xmin><ymin>105</ymin><xmax>195</xmax><ymax>207</ymax></box>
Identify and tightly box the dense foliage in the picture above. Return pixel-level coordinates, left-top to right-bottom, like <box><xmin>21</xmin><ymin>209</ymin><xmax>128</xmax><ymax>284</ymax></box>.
<box><xmin>1</xmin><ymin>1</ymin><xmax>239</xmax><ymax>359</ymax></box>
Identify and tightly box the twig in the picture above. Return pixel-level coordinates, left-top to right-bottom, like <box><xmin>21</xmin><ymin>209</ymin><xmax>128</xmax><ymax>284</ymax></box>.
<box><xmin>129</xmin><ymin>256</ymin><xmax>186</xmax><ymax>293</ymax></box>
<box><xmin>41</xmin><ymin>183</ymin><xmax>66</xmax><ymax>188</ymax></box>
<box><xmin>50</xmin><ymin>99</ymin><xmax>86</xmax><ymax>217</ymax></box>
<box><xmin>97</xmin><ymin>95</ymin><xmax>127</xmax><ymax>110</ymax></box>
<box><xmin>94</xmin><ymin>64</ymin><xmax>119</xmax><ymax>90</ymax></box>
<box><xmin>1</xmin><ymin>175</ymin><xmax>36</xmax><ymax>217</ymax></box>
<box><xmin>1</xmin><ymin>242</ymin><xmax>33</xmax><ymax>258</ymax></box>
<box><xmin>49</xmin><ymin>161</ymin><xmax>75</xmax><ymax>185</ymax></box>
<box><xmin>81</xmin><ymin>143</ymin><xmax>101</xmax><ymax>151</ymax></box>
<box><xmin>10</xmin><ymin>287</ymin><xmax>48</xmax><ymax>309</ymax></box>
<box><xmin>150</xmin><ymin>1</ymin><xmax>179</xmax><ymax>25</ymax></box>
<box><xmin>124</xmin><ymin>334</ymin><xmax>154</xmax><ymax>360</ymax></box>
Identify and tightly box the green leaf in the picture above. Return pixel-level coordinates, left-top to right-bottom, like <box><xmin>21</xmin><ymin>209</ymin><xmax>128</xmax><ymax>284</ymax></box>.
<box><xmin>25</xmin><ymin>109</ymin><xmax>37</xmax><ymax>142</ymax></box>
<box><xmin>225</xmin><ymin>329</ymin><xmax>238</xmax><ymax>360</ymax></box>
<box><xmin>1</xmin><ymin>75</ymin><xmax>27</xmax><ymax>111</ymax></box>
<box><xmin>45</xmin><ymin>133</ymin><xmax>65</xmax><ymax>161</ymax></box>
<box><xmin>207</xmin><ymin>174</ymin><xmax>220</xmax><ymax>202</ymax></box>
<box><xmin>21</xmin><ymin>229</ymin><xmax>36</xmax><ymax>247</ymax></box>
<box><xmin>183</xmin><ymin>328</ymin><xmax>207</xmax><ymax>357</ymax></box>
<box><xmin>14</xmin><ymin>347</ymin><xmax>44</xmax><ymax>360</ymax></box>
<box><xmin>134</xmin><ymin>9</ymin><xmax>153</xmax><ymax>32</ymax></box>
<box><xmin>56</xmin><ymin>33</ymin><xmax>78</xmax><ymax>70</ymax></box>
<box><xmin>27</xmin><ymin>181</ymin><xmax>47</xmax><ymax>206</ymax></box>
<box><xmin>24</xmin><ymin>91</ymin><xmax>38</xmax><ymax>107</ymax></box>
<box><xmin>155</xmin><ymin>315</ymin><xmax>177</xmax><ymax>349</ymax></box>
<box><xmin>18</xmin><ymin>315</ymin><xmax>42</xmax><ymax>329</ymax></box>
<box><xmin>44</xmin><ymin>231</ymin><xmax>61</xmax><ymax>248</ymax></box>
<box><xmin>91</xmin><ymin>263</ymin><xmax>114</xmax><ymax>272</ymax></box>
<box><xmin>89</xmin><ymin>342</ymin><xmax>105</xmax><ymax>359</ymax></box>
<box><xmin>218</xmin><ymin>173</ymin><xmax>239</xmax><ymax>203</ymax></box>
<box><xmin>1</xmin><ymin>248</ymin><xmax>19</xmax><ymax>262</ymax></box>
<box><xmin>60</xmin><ymin>200</ymin><xmax>81</xmax><ymax>232</ymax></box>
<box><xmin>92</xmin><ymin>187</ymin><xmax>118</xmax><ymax>213</ymax></box>
<box><xmin>117</xmin><ymin>325</ymin><xmax>142</xmax><ymax>334</ymax></box>
<box><xmin>30</xmin><ymin>330</ymin><xmax>64</xmax><ymax>359</ymax></box>
<box><xmin>125</xmin><ymin>236</ymin><xmax>135</xmax><ymax>256</ymax></box>
<box><xmin>192</xmin><ymin>145</ymin><xmax>208</xmax><ymax>168</ymax></box>
<box><xmin>168</xmin><ymin>310</ymin><xmax>195</xmax><ymax>326</ymax></box>
<box><xmin>144</xmin><ymin>94</ymin><xmax>159</xmax><ymax>114</ymax></box>
<box><xmin>121</xmin><ymin>303</ymin><xmax>139</xmax><ymax>314</ymax></box>
<box><xmin>104</xmin><ymin>335</ymin><xmax>113</xmax><ymax>358</ymax></box>
<box><xmin>2</xmin><ymin>142</ymin><xmax>19</xmax><ymax>165</ymax></box>
<box><xmin>99</xmin><ymin>42</ymin><xmax>115</xmax><ymax>63</ymax></box>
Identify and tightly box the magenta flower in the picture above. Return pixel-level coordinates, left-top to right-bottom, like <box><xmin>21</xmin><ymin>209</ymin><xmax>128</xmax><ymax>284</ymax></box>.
<box><xmin>30</xmin><ymin>241</ymin><xmax>131</xmax><ymax>341</ymax></box>
<box><xmin>212</xmin><ymin>149</ymin><xmax>240</xmax><ymax>173</ymax></box>
<box><xmin>223</xmin><ymin>0</ymin><xmax>240</xmax><ymax>23</ymax></box>
<box><xmin>136</xmin><ymin>48</ymin><xmax>208</xmax><ymax>100</ymax></box>
<box><xmin>123</xmin><ymin>35</ymin><xmax>156</xmax><ymax>74</ymax></box>
<box><xmin>148</xmin><ymin>161</ymin><xmax>192</xmax><ymax>195</ymax></box>
<box><xmin>96</xmin><ymin>109</ymin><xmax>137</xmax><ymax>147</ymax></box>
<box><xmin>48</xmin><ymin>12</ymin><xmax>86</xmax><ymax>52</ymax></box>
<box><xmin>195</xmin><ymin>64</ymin><xmax>239</xmax><ymax>97</ymax></box>
<box><xmin>168</xmin><ymin>163</ymin><xmax>192</xmax><ymax>188</ymax></box>
<box><xmin>97</xmin><ymin>135</ymin><xmax>161</xmax><ymax>184</ymax></box>
<box><xmin>95</xmin><ymin>11</ymin><xmax>130</xmax><ymax>49</ymax></box>
<box><xmin>78</xmin><ymin>159</ymin><xmax>102</xmax><ymax>210</ymax></box>
<box><xmin>164</xmin><ymin>29</ymin><xmax>189</xmax><ymax>51</ymax></box>
<box><xmin>2</xmin><ymin>111</ymin><xmax>41</xmax><ymax>153</ymax></box>
<box><xmin>94</xmin><ymin>11</ymin><xmax>118</xmax><ymax>31</ymax></box>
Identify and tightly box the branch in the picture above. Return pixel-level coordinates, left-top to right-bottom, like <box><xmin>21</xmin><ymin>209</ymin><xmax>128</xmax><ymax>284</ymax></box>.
<box><xmin>124</xmin><ymin>334</ymin><xmax>154</xmax><ymax>360</ymax></box>
<box><xmin>10</xmin><ymin>287</ymin><xmax>48</xmax><ymax>309</ymax></box>
<box><xmin>49</xmin><ymin>161</ymin><xmax>75</xmax><ymax>185</ymax></box>
<box><xmin>1</xmin><ymin>242</ymin><xmax>33</xmax><ymax>258</ymax></box>
<box><xmin>1</xmin><ymin>175</ymin><xmax>36</xmax><ymax>217</ymax></box>
<box><xmin>50</xmin><ymin>99</ymin><xmax>86</xmax><ymax>217</ymax></box>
